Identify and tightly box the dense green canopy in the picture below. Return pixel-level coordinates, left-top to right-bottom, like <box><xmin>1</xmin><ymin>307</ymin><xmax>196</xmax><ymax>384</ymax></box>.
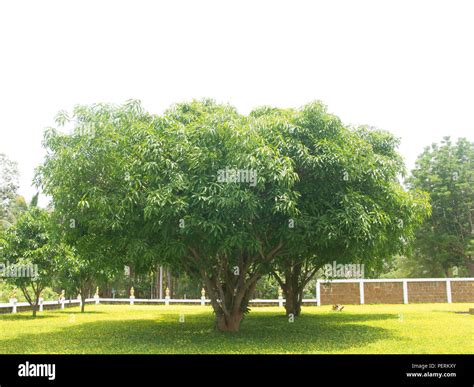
<box><xmin>36</xmin><ymin>99</ymin><xmax>430</xmax><ymax>330</ymax></box>
<box><xmin>249</xmin><ymin>103</ymin><xmax>430</xmax><ymax>314</ymax></box>
<box><xmin>0</xmin><ymin>207</ymin><xmax>67</xmax><ymax>316</ymax></box>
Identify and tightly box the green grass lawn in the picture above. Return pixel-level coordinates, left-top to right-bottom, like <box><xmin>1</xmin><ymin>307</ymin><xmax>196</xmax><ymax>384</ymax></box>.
<box><xmin>0</xmin><ymin>303</ymin><xmax>472</xmax><ymax>354</ymax></box>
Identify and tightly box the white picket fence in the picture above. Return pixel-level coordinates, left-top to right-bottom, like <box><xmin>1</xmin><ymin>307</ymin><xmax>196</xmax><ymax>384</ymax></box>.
<box><xmin>0</xmin><ymin>298</ymin><xmax>97</xmax><ymax>314</ymax></box>
<box><xmin>0</xmin><ymin>295</ymin><xmax>319</xmax><ymax>314</ymax></box>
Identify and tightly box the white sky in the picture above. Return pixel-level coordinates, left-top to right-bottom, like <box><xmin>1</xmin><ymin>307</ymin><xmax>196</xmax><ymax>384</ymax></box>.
<box><xmin>1</xmin><ymin>0</ymin><xmax>473</xmax><ymax>205</ymax></box>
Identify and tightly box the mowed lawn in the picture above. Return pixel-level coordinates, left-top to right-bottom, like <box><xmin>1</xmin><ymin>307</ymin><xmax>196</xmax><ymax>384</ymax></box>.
<box><xmin>0</xmin><ymin>303</ymin><xmax>472</xmax><ymax>354</ymax></box>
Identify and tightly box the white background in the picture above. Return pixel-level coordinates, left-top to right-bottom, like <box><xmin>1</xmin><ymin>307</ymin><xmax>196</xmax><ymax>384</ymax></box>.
<box><xmin>1</xmin><ymin>0</ymin><xmax>473</xmax><ymax>204</ymax></box>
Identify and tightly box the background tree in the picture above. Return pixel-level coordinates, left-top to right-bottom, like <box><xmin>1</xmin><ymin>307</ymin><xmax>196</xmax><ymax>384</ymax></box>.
<box><xmin>0</xmin><ymin>206</ymin><xmax>66</xmax><ymax>316</ymax></box>
<box><xmin>57</xmin><ymin>239</ymin><xmax>118</xmax><ymax>312</ymax></box>
<box><xmin>407</xmin><ymin>137</ymin><xmax>474</xmax><ymax>276</ymax></box>
<box><xmin>0</xmin><ymin>153</ymin><xmax>20</xmax><ymax>230</ymax></box>
<box><xmin>36</xmin><ymin>101</ymin><xmax>153</xmax><ymax>312</ymax></box>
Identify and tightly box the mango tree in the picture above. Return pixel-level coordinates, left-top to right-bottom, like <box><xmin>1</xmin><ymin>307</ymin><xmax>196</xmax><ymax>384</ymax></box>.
<box><xmin>251</xmin><ymin>103</ymin><xmax>431</xmax><ymax>316</ymax></box>
<box><xmin>133</xmin><ymin>100</ymin><xmax>299</xmax><ymax>331</ymax></box>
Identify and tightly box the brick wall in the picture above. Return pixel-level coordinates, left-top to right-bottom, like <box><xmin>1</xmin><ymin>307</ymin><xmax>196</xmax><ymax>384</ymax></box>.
<box><xmin>318</xmin><ymin>279</ymin><xmax>474</xmax><ymax>305</ymax></box>
<box><xmin>364</xmin><ymin>282</ymin><xmax>404</xmax><ymax>304</ymax></box>
<box><xmin>407</xmin><ymin>281</ymin><xmax>447</xmax><ymax>303</ymax></box>
<box><xmin>451</xmin><ymin>281</ymin><xmax>474</xmax><ymax>302</ymax></box>
<box><xmin>320</xmin><ymin>282</ymin><xmax>360</xmax><ymax>305</ymax></box>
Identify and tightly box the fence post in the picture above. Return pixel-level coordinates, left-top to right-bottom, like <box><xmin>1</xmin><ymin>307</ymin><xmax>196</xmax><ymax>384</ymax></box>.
<box><xmin>165</xmin><ymin>287</ymin><xmax>170</xmax><ymax>306</ymax></box>
<box><xmin>316</xmin><ymin>280</ymin><xmax>321</xmax><ymax>306</ymax></box>
<box><xmin>446</xmin><ymin>279</ymin><xmax>452</xmax><ymax>303</ymax></box>
<box><xmin>359</xmin><ymin>280</ymin><xmax>365</xmax><ymax>305</ymax></box>
<box><xmin>403</xmin><ymin>280</ymin><xmax>408</xmax><ymax>304</ymax></box>
<box><xmin>59</xmin><ymin>290</ymin><xmax>65</xmax><ymax>310</ymax></box>
<box><xmin>94</xmin><ymin>287</ymin><xmax>100</xmax><ymax>305</ymax></box>
<box><xmin>9</xmin><ymin>298</ymin><xmax>17</xmax><ymax>313</ymax></box>
<box><xmin>200</xmin><ymin>288</ymin><xmax>206</xmax><ymax>306</ymax></box>
<box><xmin>278</xmin><ymin>288</ymin><xmax>284</xmax><ymax>308</ymax></box>
<box><xmin>130</xmin><ymin>287</ymin><xmax>135</xmax><ymax>305</ymax></box>
<box><xmin>39</xmin><ymin>297</ymin><xmax>44</xmax><ymax>312</ymax></box>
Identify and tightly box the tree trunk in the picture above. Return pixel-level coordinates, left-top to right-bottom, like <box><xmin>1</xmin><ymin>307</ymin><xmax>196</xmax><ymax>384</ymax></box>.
<box><xmin>31</xmin><ymin>293</ymin><xmax>41</xmax><ymax>318</ymax></box>
<box><xmin>155</xmin><ymin>265</ymin><xmax>161</xmax><ymax>299</ymax></box>
<box><xmin>187</xmin><ymin>244</ymin><xmax>283</xmax><ymax>332</ymax></box>
<box><xmin>283</xmin><ymin>261</ymin><xmax>303</xmax><ymax>316</ymax></box>
<box><xmin>275</xmin><ymin>259</ymin><xmax>320</xmax><ymax>317</ymax></box>
<box><xmin>167</xmin><ymin>270</ymin><xmax>172</xmax><ymax>297</ymax></box>
<box><xmin>284</xmin><ymin>286</ymin><xmax>302</xmax><ymax>317</ymax></box>
<box><xmin>200</xmin><ymin>268</ymin><xmax>258</xmax><ymax>332</ymax></box>
<box><xmin>80</xmin><ymin>291</ymin><xmax>87</xmax><ymax>313</ymax></box>
<box><xmin>466</xmin><ymin>261</ymin><xmax>474</xmax><ymax>277</ymax></box>
<box><xmin>20</xmin><ymin>285</ymin><xmax>41</xmax><ymax>318</ymax></box>
<box><xmin>216</xmin><ymin>311</ymin><xmax>244</xmax><ymax>332</ymax></box>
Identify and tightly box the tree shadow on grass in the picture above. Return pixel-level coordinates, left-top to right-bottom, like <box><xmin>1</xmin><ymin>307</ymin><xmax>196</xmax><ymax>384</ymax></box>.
<box><xmin>0</xmin><ymin>314</ymin><xmax>62</xmax><ymax>321</ymax></box>
<box><xmin>0</xmin><ymin>310</ymin><xmax>105</xmax><ymax>321</ymax></box>
<box><xmin>0</xmin><ymin>311</ymin><xmax>398</xmax><ymax>354</ymax></box>
<box><xmin>62</xmin><ymin>311</ymin><xmax>106</xmax><ymax>315</ymax></box>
